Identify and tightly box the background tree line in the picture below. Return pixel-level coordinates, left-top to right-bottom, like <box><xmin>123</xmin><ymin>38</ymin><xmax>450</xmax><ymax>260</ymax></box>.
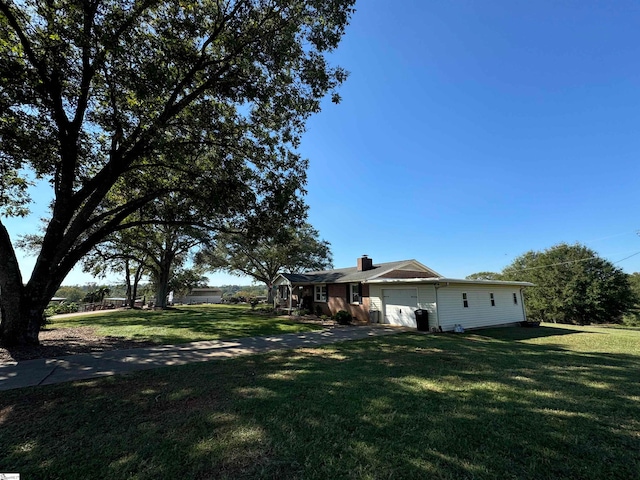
<box><xmin>53</xmin><ymin>283</ymin><xmax>268</xmax><ymax>305</ymax></box>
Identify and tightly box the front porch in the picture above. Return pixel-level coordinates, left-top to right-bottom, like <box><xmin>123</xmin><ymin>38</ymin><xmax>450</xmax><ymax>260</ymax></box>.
<box><xmin>274</xmin><ymin>282</ymin><xmax>315</xmax><ymax>314</ymax></box>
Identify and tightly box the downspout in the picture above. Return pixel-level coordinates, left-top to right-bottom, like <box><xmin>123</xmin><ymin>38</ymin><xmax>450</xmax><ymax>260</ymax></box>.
<box><xmin>288</xmin><ymin>284</ymin><xmax>292</xmax><ymax>313</ymax></box>
<box><xmin>434</xmin><ymin>283</ymin><xmax>441</xmax><ymax>330</ymax></box>
<box><xmin>434</xmin><ymin>282</ymin><xmax>450</xmax><ymax>331</ymax></box>
<box><xmin>519</xmin><ymin>287</ymin><xmax>528</xmax><ymax>322</ymax></box>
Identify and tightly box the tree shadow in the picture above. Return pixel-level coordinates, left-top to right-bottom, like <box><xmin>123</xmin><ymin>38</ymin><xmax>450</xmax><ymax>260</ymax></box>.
<box><xmin>469</xmin><ymin>325</ymin><xmax>590</xmax><ymax>341</ymax></box>
<box><xmin>1</xmin><ymin>328</ymin><xmax>639</xmax><ymax>479</ymax></box>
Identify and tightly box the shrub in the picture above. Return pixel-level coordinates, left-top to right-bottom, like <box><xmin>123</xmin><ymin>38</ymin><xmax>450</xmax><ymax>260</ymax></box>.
<box><xmin>622</xmin><ymin>309</ymin><xmax>640</xmax><ymax>326</ymax></box>
<box><xmin>334</xmin><ymin>310</ymin><xmax>352</xmax><ymax>325</ymax></box>
<box><xmin>255</xmin><ymin>306</ymin><xmax>276</xmax><ymax>315</ymax></box>
<box><xmin>43</xmin><ymin>302</ymin><xmax>78</xmax><ymax>326</ymax></box>
<box><xmin>314</xmin><ymin>305</ymin><xmax>323</xmax><ymax>317</ymax></box>
<box><xmin>45</xmin><ymin>302</ymin><xmax>79</xmax><ymax>316</ymax></box>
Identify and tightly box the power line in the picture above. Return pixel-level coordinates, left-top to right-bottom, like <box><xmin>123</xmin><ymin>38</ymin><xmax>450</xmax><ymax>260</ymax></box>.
<box><xmin>613</xmin><ymin>251</ymin><xmax>640</xmax><ymax>265</ymax></box>
<box><xmin>506</xmin><ymin>256</ymin><xmax>598</xmax><ymax>273</ymax></box>
<box><xmin>506</xmin><ymin>250</ymin><xmax>640</xmax><ymax>274</ymax></box>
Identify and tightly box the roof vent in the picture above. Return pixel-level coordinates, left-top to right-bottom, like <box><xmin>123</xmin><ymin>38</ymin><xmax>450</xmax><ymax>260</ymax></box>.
<box><xmin>357</xmin><ymin>255</ymin><xmax>373</xmax><ymax>272</ymax></box>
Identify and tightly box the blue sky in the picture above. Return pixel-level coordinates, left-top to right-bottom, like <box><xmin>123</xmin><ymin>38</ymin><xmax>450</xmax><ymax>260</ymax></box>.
<box><xmin>6</xmin><ymin>0</ymin><xmax>640</xmax><ymax>286</ymax></box>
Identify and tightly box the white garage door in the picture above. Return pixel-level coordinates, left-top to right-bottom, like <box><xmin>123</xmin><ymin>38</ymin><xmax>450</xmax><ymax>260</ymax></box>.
<box><xmin>383</xmin><ymin>289</ymin><xmax>418</xmax><ymax>327</ymax></box>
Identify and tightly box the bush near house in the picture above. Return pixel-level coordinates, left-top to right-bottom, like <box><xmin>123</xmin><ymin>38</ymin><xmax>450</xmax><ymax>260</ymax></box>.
<box><xmin>334</xmin><ymin>310</ymin><xmax>352</xmax><ymax>325</ymax></box>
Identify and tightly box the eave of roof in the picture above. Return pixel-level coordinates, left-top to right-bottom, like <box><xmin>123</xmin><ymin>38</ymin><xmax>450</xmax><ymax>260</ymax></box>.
<box><xmin>278</xmin><ymin>259</ymin><xmax>441</xmax><ymax>284</ymax></box>
<box><xmin>366</xmin><ymin>277</ymin><xmax>534</xmax><ymax>287</ymax></box>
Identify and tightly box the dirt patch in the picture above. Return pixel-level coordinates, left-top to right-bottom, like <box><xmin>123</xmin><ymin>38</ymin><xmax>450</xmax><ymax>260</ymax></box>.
<box><xmin>0</xmin><ymin>327</ymin><xmax>159</xmax><ymax>363</ymax></box>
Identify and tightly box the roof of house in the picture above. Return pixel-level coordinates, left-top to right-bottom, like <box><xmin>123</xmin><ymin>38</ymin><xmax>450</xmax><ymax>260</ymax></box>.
<box><xmin>278</xmin><ymin>259</ymin><xmax>440</xmax><ymax>284</ymax></box>
<box><xmin>275</xmin><ymin>259</ymin><xmax>534</xmax><ymax>288</ymax></box>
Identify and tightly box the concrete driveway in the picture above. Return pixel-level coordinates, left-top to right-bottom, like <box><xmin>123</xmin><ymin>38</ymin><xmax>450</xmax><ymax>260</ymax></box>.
<box><xmin>0</xmin><ymin>325</ymin><xmax>407</xmax><ymax>391</ymax></box>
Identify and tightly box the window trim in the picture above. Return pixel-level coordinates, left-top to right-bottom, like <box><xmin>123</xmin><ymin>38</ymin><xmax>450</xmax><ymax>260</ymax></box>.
<box><xmin>490</xmin><ymin>292</ymin><xmax>495</xmax><ymax>307</ymax></box>
<box><xmin>462</xmin><ymin>292</ymin><xmax>469</xmax><ymax>308</ymax></box>
<box><xmin>513</xmin><ymin>292</ymin><xmax>518</xmax><ymax>305</ymax></box>
<box><xmin>350</xmin><ymin>283</ymin><xmax>361</xmax><ymax>304</ymax></box>
<box><xmin>314</xmin><ymin>284</ymin><xmax>327</xmax><ymax>303</ymax></box>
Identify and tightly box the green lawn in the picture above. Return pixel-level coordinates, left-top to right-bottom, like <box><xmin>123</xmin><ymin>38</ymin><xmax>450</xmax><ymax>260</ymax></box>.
<box><xmin>1</xmin><ymin>324</ymin><xmax>639</xmax><ymax>479</ymax></box>
<box><xmin>49</xmin><ymin>304</ymin><xmax>323</xmax><ymax>343</ymax></box>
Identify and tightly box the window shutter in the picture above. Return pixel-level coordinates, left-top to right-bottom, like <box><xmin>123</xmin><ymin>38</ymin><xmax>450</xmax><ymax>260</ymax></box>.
<box><xmin>346</xmin><ymin>284</ymin><xmax>350</xmax><ymax>302</ymax></box>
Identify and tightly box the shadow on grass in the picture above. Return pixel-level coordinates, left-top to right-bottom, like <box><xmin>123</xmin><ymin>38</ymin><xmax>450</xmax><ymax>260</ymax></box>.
<box><xmin>1</xmin><ymin>327</ymin><xmax>638</xmax><ymax>479</ymax></box>
<box><xmin>470</xmin><ymin>325</ymin><xmax>594</xmax><ymax>341</ymax></box>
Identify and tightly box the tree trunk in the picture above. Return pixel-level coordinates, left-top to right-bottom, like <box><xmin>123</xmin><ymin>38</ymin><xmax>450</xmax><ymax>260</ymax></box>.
<box><xmin>154</xmin><ymin>269</ymin><xmax>169</xmax><ymax>308</ymax></box>
<box><xmin>0</xmin><ymin>223</ymin><xmax>30</xmax><ymax>345</ymax></box>
<box><xmin>131</xmin><ymin>263</ymin><xmax>144</xmax><ymax>308</ymax></box>
<box><xmin>1</xmin><ymin>220</ymin><xmax>83</xmax><ymax>346</ymax></box>
<box><xmin>154</xmin><ymin>254</ymin><xmax>174</xmax><ymax>309</ymax></box>
<box><xmin>267</xmin><ymin>282</ymin><xmax>274</xmax><ymax>304</ymax></box>
<box><xmin>124</xmin><ymin>259</ymin><xmax>133</xmax><ymax>307</ymax></box>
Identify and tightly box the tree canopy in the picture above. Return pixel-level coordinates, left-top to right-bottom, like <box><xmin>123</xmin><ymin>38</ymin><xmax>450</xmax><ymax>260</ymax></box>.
<box><xmin>197</xmin><ymin>222</ymin><xmax>332</xmax><ymax>297</ymax></box>
<box><xmin>501</xmin><ymin>243</ymin><xmax>634</xmax><ymax>324</ymax></box>
<box><xmin>0</xmin><ymin>0</ymin><xmax>355</xmax><ymax>345</ymax></box>
<box><xmin>465</xmin><ymin>271</ymin><xmax>502</xmax><ymax>281</ymax></box>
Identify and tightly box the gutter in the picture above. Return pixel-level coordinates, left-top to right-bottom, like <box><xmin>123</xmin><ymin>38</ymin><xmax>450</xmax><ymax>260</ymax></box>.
<box><xmin>519</xmin><ymin>287</ymin><xmax>528</xmax><ymax>322</ymax></box>
<box><xmin>365</xmin><ymin>277</ymin><xmax>534</xmax><ymax>287</ymax></box>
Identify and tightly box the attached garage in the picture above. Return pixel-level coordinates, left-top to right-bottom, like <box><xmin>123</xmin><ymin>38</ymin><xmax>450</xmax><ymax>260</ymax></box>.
<box><xmin>383</xmin><ymin>288</ymin><xmax>418</xmax><ymax>327</ymax></box>
<box><xmin>370</xmin><ymin>278</ymin><xmax>532</xmax><ymax>332</ymax></box>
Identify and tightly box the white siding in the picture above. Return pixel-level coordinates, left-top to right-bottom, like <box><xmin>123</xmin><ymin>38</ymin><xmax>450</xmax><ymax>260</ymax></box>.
<box><xmin>368</xmin><ymin>285</ymin><xmax>383</xmax><ymax>323</ymax></box>
<box><xmin>182</xmin><ymin>295</ymin><xmax>222</xmax><ymax>304</ymax></box>
<box><xmin>437</xmin><ymin>285</ymin><xmax>524</xmax><ymax>331</ymax></box>
<box><xmin>417</xmin><ymin>285</ymin><xmax>437</xmax><ymax>323</ymax></box>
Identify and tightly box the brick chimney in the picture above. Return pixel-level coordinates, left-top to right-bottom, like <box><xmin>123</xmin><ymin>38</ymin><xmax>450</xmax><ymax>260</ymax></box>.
<box><xmin>357</xmin><ymin>255</ymin><xmax>373</xmax><ymax>272</ymax></box>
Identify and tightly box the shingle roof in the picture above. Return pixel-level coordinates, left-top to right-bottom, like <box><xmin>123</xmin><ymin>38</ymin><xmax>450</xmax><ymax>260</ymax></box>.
<box><xmin>280</xmin><ymin>260</ymin><xmax>432</xmax><ymax>284</ymax></box>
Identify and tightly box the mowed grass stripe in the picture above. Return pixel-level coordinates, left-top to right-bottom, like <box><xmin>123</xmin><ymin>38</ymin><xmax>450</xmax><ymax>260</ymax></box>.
<box><xmin>49</xmin><ymin>304</ymin><xmax>323</xmax><ymax>344</ymax></box>
<box><xmin>1</xmin><ymin>324</ymin><xmax>638</xmax><ymax>479</ymax></box>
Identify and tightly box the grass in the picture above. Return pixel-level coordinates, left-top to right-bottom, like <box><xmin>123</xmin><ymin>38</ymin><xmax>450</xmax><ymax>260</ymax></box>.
<box><xmin>48</xmin><ymin>304</ymin><xmax>324</xmax><ymax>344</ymax></box>
<box><xmin>1</xmin><ymin>324</ymin><xmax>639</xmax><ymax>479</ymax></box>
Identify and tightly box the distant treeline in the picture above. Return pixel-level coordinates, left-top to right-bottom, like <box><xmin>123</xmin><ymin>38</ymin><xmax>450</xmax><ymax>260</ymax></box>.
<box><xmin>55</xmin><ymin>284</ymin><xmax>267</xmax><ymax>304</ymax></box>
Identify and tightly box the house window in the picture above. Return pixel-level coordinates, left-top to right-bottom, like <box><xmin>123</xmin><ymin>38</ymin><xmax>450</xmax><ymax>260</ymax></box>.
<box><xmin>513</xmin><ymin>293</ymin><xmax>518</xmax><ymax>305</ymax></box>
<box><xmin>462</xmin><ymin>292</ymin><xmax>468</xmax><ymax>308</ymax></box>
<box><xmin>350</xmin><ymin>283</ymin><xmax>361</xmax><ymax>304</ymax></box>
<box><xmin>314</xmin><ymin>285</ymin><xmax>327</xmax><ymax>302</ymax></box>
<box><xmin>280</xmin><ymin>285</ymin><xmax>288</xmax><ymax>300</ymax></box>
<box><xmin>490</xmin><ymin>293</ymin><xmax>495</xmax><ymax>307</ymax></box>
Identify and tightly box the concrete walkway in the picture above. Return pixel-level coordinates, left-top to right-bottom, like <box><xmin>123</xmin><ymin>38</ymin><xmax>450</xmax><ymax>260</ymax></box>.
<box><xmin>0</xmin><ymin>325</ymin><xmax>406</xmax><ymax>391</ymax></box>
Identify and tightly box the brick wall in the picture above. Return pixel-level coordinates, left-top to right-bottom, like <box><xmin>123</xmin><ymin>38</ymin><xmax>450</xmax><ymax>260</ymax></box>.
<box><xmin>324</xmin><ymin>283</ymin><xmax>370</xmax><ymax>322</ymax></box>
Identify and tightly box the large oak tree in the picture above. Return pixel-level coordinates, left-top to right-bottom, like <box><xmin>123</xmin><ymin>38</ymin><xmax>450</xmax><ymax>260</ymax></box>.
<box><xmin>197</xmin><ymin>222</ymin><xmax>332</xmax><ymax>302</ymax></box>
<box><xmin>0</xmin><ymin>0</ymin><xmax>355</xmax><ymax>345</ymax></box>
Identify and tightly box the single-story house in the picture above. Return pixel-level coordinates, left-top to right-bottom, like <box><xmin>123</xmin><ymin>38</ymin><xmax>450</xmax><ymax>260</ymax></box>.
<box><xmin>273</xmin><ymin>256</ymin><xmax>533</xmax><ymax>331</ymax></box>
<box><xmin>175</xmin><ymin>287</ymin><xmax>223</xmax><ymax>305</ymax></box>
<box><xmin>104</xmin><ymin>297</ymin><xmax>128</xmax><ymax>308</ymax></box>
